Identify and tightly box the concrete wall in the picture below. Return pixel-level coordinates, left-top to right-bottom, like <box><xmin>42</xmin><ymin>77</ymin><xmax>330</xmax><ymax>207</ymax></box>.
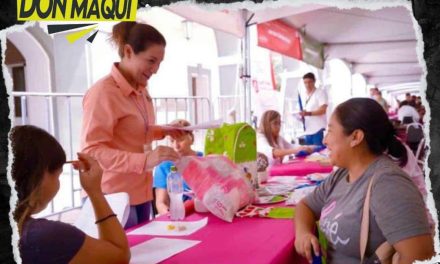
<box><xmin>7</xmin><ymin>28</ymin><xmax>52</xmax><ymax>130</ymax></box>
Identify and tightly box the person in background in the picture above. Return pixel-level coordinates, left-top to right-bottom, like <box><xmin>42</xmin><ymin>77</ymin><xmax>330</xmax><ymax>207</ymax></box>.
<box><xmin>153</xmin><ymin>119</ymin><xmax>203</xmax><ymax>215</ymax></box>
<box><xmin>418</xmin><ymin>106</ymin><xmax>426</xmax><ymax>124</ymax></box>
<box><xmin>411</xmin><ymin>95</ymin><xmax>417</xmax><ymax>105</ymax></box>
<box><xmin>397</xmin><ymin>101</ymin><xmax>420</xmax><ymax>124</ymax></box>
<box><xmin>373</xmin><ymin>90</ymin><xmax>390</xmax><ymax>113</ymax></box>
<box><xmin>405</xmin><ymin>92</ymin><xmax>413</xmax><ymax>104</ymax></box>
<box><xmin>415</xmin><ymin>96</ymin><xmax>422</xmax><ymax>108</ymax></box>
<box><xmin>257</xmin><ymin>110</ymin><xmax>313</xmax><ymax>166</ymax></box>
<box><xmin>393</xmin><ymin>144</ymin><xmax>428</xmax><ymax>202</ymax></box>
<box><xmin>294</xmin><ymin>98</ymin><xmax>433</xmax><ymax>263</ymax></box>
<box><xmin>81</xmin><ymin>21</ymin><xmax>182</xmax><ymax>229</ymax></box>
<box><xmin>369</xmin><ymin>87</ymin><xmax>379</xmax><ymax>98</ymax></box>
<box><xmin>388</xmin><ymin>141</ymin><xmax>434</xmax><ymax>229</ymax></box>
<box><xmin>299</xmin><ymin>72</ymin><xmax>328</xmax><ymax>146</ymax></box>
<box><xmin>11</xmin><ymin>125</ymin><xmax>130</xmax><ymax>264</ymax></box>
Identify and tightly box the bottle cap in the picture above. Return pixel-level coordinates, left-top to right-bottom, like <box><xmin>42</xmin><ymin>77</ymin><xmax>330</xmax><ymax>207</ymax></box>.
<box><xmin>170</xmin><ymin>165</ymin><xmax>177</xmax><ymax>172</ymax></box>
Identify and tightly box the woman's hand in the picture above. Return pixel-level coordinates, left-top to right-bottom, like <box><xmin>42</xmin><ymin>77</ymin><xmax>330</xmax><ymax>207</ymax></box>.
<box><xmin>144</xmin><ymin>146</ymin><xmax>180</xmax><ymax>171</ymax></box>
<box><xmin>294</xmin><ymin>232</ymin><xmax>321</xmax><ymax>263</ymax></box>
<box><xmin>300</xmin><ymin>146</ymin><xmax>315</xmax><ymax>153</ymax></box>
<box><xmin>72</xmin><ymin>152</ymin><xmax>103</xmax><ymax>195</ymax></box>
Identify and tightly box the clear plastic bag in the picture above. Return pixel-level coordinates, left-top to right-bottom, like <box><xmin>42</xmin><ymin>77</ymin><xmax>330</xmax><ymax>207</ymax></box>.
<box><xmin>176</xmin><ymin>155</ymin><xmax>255</xmax><ymax>222</ymax></box>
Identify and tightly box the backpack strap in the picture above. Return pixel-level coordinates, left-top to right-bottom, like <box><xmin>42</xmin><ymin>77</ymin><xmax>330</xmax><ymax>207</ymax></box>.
<box><xmin>360</xmin><ymin>174</ymin><xmax>395</xmax><ymax>263</ymax></box>
<box><xmin>360</xmin><ymin>174</ymin><xmax>375</xmax><ymax>262</ymax></box>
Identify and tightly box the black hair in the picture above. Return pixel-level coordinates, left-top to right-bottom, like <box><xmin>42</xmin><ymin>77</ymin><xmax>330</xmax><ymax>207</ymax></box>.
<box><xmin>302</xmin><ymin>72</ymin><xmax>316</xmax><ymax>81</ymax></box>
<box><xmin>112</xmin><ymin>22</ymin><xmax>166</xmax><ymax>58</ymax></box>
<box><xmin>400</xmin><ymin>100</ymin><xmax>409</xmax><ymax>108</ymax></box>
<box><xmin>334</xmin><ymin>98</ymin><xmax>407</xmax><ymax>166</ymax></box>
<box><xmin>10</xmin><ymin>125</ymin><xmax>66</xmax><ymax>231</ymax></box>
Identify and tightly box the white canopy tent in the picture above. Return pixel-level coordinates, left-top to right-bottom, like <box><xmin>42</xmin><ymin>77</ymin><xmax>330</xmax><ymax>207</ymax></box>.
<box><xmin>164</xmin><ymin>2</ymin><xmax>422</xmax><ymax>120</ymax></box>
<box><xmin>166</xmin><ymin>3</ymin><xmax>330</xmax><ymax>122</ymax></box>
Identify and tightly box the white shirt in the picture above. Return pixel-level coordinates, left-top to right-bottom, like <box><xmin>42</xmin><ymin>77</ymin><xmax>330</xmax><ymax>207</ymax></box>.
<box><xmin>397</xmin><ymin>105</ymin><xmax>420</xmax><ymax>123</ymax></box>
<box><xmin>257</xmin><ymin>132</ymin><xmax>293</xmax><ymax>166</ymax></box>
<box><xmin>301</xmin><ymin>88</ymin><xmax>328</xmax><ymax>135</ymax></box>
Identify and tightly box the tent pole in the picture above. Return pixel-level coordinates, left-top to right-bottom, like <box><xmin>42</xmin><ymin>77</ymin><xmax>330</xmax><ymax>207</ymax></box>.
<box><xmin>240</xmin><ymin>38</ymin><xmax>246</xmax><ymax>123</ymax></box>
<box><xmin>242</xmin><ymin>9</ymin><xmax>253</xmax><ymax>124</ymax></box>
<box><xmin>246</xmin><ymin>21</ymin><xmax>252</xmax><ymax>125</ymax></box>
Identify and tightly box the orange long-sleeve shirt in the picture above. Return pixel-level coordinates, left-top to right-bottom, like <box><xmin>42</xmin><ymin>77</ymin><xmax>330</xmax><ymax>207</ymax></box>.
<box><xmin>81</xmin><ymin>63</ymin><xmax>157</xmax><ymax>205</ymax></box>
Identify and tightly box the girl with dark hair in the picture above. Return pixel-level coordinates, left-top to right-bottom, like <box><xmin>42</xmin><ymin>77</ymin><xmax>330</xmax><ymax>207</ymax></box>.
<box><xmin>81</xmin><ymin>21</ymin><xmax>183</xmax><ymax>229</ymax></box>
<box><xmin>294</xmin><ymin>98</ymin><xmax>433</xmax><ymax>263</ymax></box>
<box><xmin>11</xmin><ymin>125</ymin><xmax>130</xmax><ymax>264</ymax></box>
<box><xmin>257</xmin><ymin>110</ymin><xmax>313</xmax><ymax>166</ymax></box>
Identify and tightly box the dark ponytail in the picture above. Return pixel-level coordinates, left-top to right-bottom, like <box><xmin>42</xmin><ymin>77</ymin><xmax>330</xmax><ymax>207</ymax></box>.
<box><xmin>334</xmin><ymin>98</ymin><xmax>408</xmax><ymax>166</ymax></box>
<box><xmin>10</xmin><ymin>125</ymin><xmax>66</xmax><ymax>233</ymax></box>
<box><xmin>111</xmin><ymin>22</ymin><xmax>135</xmax><ymax>57</ymax></box>
<box><xmin>387</xmin><ymin>134</ymin><xmax>408</xmax><ymax>167</ymax></box>
<box><xmin>111</xmin><ymin>21</ymin><xmax>166</xmax><ymax>58</ymax></box>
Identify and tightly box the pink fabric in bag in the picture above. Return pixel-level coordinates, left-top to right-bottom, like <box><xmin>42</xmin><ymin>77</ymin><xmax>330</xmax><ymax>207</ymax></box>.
<box><xmin>177</xmin><ymin>155</ymin><xmax>255</xmax><ymax>222</ymax></box>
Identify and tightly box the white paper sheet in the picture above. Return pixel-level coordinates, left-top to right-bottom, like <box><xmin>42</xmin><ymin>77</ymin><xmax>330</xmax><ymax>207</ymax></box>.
<box><xmin>73</xmin><ymin>192</ymin><xmax>130</xmax><ymax>239</ymax></box>
<box><xmin>268</xmin><ymin>176</ymin><xmax>297</xmax><ymax>185</ymax></box>
<box><xmin>128</xmin><ymin>217</ymin><xmax>208</xmax><ymax>236</ymax></box>
<box><xmin>159</xmin><ymin>119</ymin><xmax>222</xmax><ymax>131</ymax></box>
<box><xmin>285</xmin><ymin>186</ymin><xmax>317</xmax><ymax>205</ymax></box>
<box><xmin>130</xmin><ymin>238</ymin><xmax>201</xmax><ymax>264</ymax></box>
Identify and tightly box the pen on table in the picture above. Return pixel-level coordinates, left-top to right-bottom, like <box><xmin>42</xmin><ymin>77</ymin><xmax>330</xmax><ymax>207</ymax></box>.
<box><xmin>295</xmin><ymin>183</ymin><xmax>313</xmax><ymax>189</ymax></box>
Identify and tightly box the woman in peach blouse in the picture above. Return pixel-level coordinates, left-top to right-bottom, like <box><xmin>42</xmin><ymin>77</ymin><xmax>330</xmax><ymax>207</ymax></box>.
<box><xmin>81</xmin><ymin>22</ymin><xmax>181</xmax><ymax>228</ymax></box>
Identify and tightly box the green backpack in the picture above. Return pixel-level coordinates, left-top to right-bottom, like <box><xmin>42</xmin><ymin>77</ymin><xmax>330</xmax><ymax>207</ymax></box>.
<box><xmin>205</xmin><ymin>123</ymin><xmax>257</xmax><ymax>186</ymax></box>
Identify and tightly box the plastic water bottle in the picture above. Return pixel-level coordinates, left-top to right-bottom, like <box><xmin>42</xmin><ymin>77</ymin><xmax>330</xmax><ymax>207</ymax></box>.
<box><xmin>167</xmin><ymin>165</ymin><xmax>185</xmax><ymax>220</ymax></box>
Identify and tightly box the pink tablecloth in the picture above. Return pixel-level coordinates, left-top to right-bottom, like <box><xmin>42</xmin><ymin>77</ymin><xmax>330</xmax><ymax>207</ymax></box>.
<box><xmin>269</xmin><ymin>159</ymin><xmax>333</xmax><ymax>176</ymax></box>
<box><xmin>127</xmin><ymin>212</ymin><xmax>308</xmax><ymax>264</ymax></box>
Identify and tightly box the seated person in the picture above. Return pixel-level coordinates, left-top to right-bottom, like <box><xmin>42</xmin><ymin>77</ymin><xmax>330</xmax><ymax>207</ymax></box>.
<box><xmin>257</xmin><ymin>110</ymin><xmax>313</xmax><ymax>166</ymax></box>
<box><xmin>294</xmin><ymin>98</ymin><xmax>433</xmax><ymax>263</ymax></box>
<box><xmin>153</xmin><ymin>119</ymin><xmax>202</xmax><ymax>215</ymax></box>
<box><xmin>389</xmin><ymin>141</ymin><xmax>434</xmax><ymax>228</ymax></box>
<box><xmin>418</xmin><ymin>106</ymin><xmax>426</xmax><ymax>124</ymax></box>
<box><xmin>397</xmin><ymin>100</ymin><xmax>420</xmax><ymax>123</ymax></box>
<box><xmin>11</xmin><ymin>125</ymin><xmax>130</xmax><ymax>264</ymax></box>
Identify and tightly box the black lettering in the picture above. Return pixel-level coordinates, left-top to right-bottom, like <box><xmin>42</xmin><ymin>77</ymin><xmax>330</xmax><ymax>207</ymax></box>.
<box><xmin>115</xmin><ymin>0</ymin><xmax>127</xmax><ymax>19</ymax></box>
<box><xmin>36</xmin><ymin>0</ymin><xmax>53</xmax><ymax>18</ymax></box>
<box><xmin>87</xmin><ymin>0</ymin><xmax>100</xmax><ymax>19</ymax></box>
<box><xmin>20</xmin><ymin>0</ymin><xmax>36</xmax><ymax>18</ymax></box>
<box><xmin>126</xmin><ymin>0</ymin><xmax>132</xmax><ymax>19</ymax></box>
<box><xmin>52</xmin><ymin>0</ymin><xmax>67</xmax><ymax>18</ymax></box>
<box><xmin>101</xmin><ymin>0</ymin><xmax>115</xmax><ymax>20</ymax></box>
<box><xmin>71</xmin><ymin>0</ymin><xmax>87</xmax><ymax>18</ymax></box>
